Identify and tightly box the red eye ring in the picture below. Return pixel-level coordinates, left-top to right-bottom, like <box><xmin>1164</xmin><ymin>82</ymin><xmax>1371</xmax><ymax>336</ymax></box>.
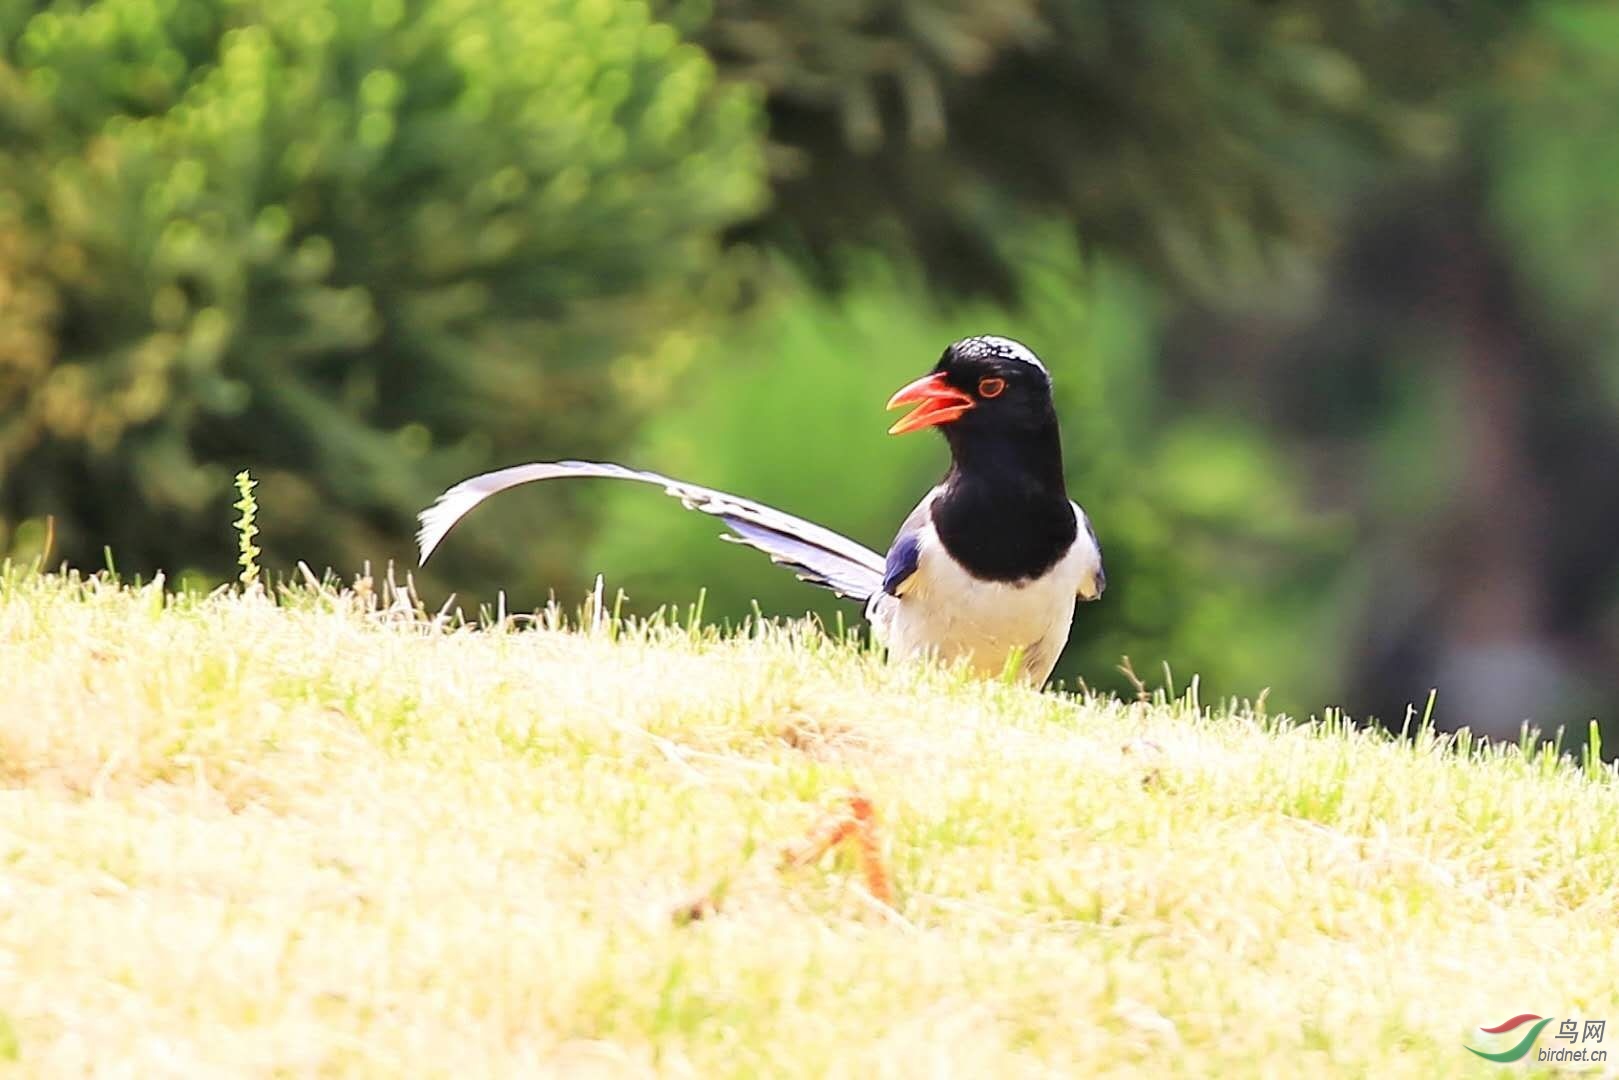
<box><xmin>978</xmin><ymin>377</ymin><xmax>1005</xmax><ymax>399</ymax></box>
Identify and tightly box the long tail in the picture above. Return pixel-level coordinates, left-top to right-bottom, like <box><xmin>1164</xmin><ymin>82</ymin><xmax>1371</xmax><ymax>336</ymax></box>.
<box><xmin>416</xmin><ymin>460</ymin><xmax>886</xmax><ymax>602</ymax></box>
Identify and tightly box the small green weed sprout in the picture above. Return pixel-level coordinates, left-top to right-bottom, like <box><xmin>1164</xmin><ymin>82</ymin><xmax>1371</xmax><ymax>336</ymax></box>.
<box><xmin>233</xmin><ymin>470</ymin><xmax>261</xmax><ymax>591</ymax></box>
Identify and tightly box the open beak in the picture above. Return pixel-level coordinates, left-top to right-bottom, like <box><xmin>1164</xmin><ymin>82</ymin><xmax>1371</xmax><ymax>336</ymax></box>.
<box><xmin>885</xmin><ymin>373</ymin><xmax>975</xmax><ymax>435</ymax></box>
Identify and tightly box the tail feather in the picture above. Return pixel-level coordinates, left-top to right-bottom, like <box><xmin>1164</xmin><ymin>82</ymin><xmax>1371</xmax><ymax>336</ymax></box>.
<box><xmin>416</xmin><ymin>460</ymin><xmax>886</xmax><ymax>602</ymax></box>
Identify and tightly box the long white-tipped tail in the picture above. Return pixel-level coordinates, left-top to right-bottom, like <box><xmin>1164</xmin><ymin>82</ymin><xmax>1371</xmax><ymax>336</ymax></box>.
<box><xmin>416</xmin><ymin>460</ymin><xmax>886</xmax><ymax>602</ymax></box>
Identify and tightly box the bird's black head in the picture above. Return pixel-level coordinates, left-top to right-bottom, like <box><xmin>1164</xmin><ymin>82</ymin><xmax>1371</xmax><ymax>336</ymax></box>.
<box><xmin>886</xmin><ymin>335</ymin><xmax>1058</xmax><ymax>446</ymax></box>
<box><xmin>887</xmin><ymin>336</ymin><xmax>1074</xmax><ymax>579</ymax></box>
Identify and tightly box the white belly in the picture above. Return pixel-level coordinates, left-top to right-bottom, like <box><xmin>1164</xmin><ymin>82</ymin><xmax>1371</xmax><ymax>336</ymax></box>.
<box><xmin>866</xmin><ymin>503</ymin><xmax>1101</xmax><ymax>684</ymax></box>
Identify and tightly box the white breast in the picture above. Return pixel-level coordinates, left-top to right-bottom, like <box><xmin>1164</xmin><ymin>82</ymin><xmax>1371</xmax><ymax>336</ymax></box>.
<box><xmin>866</xmin><ymin>502</ymin><xmax>1101</xmax><ymax>684</ymax></box>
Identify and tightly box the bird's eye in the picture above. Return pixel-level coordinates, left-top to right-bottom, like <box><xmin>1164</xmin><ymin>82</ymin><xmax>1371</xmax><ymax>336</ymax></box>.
<box><xmin>978</xmin><ymin>377</ymin><xmax>1005</xmax><ymax>399</ymax></box>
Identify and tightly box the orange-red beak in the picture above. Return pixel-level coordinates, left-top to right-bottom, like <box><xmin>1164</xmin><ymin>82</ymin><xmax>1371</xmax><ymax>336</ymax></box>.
<box><xmin>886</xmin><ymin>373</ymin><xmax>975</xmax><ymax>435</ymax></box>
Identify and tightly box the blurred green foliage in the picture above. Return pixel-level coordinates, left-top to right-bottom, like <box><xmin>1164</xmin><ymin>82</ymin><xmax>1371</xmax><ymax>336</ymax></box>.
<box><xmin>0</xmin><ymin>0</ymin><xmax>764</xmax><ymax>583</ymax></box>
<box><xmin>580</xmin><ymin>233</ymin><xmax>1345</xmax><ymax>701</ymax></box>
<box><xmin>1489</xmin><ymin>3</ymin><xmax>1619</xmax><ymax>396</ymax></box>
<box><xmin>665</xmin><ymin>0</ymin><xmax>1508</xmax><ymax>294</ymax></box>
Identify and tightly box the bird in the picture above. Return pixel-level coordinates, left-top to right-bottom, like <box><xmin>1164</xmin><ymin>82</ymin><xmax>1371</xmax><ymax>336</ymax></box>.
<box><xmin>416</xmin><ymin>335</ymin><xmax>1105</xmax><ymax>684</ymax></box>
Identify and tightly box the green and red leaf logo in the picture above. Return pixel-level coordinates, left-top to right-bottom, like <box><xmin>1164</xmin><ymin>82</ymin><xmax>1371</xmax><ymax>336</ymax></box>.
<box><xmin>1466</xmin><ymin>1015</ymin><xmax>1555</xmax><ymax>1062</ymax></box>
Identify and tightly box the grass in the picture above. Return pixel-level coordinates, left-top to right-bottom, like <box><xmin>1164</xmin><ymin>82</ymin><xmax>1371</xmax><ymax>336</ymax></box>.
<box><xmin>2</xmin><ymin>566</ymin><xmax>1618</xmax><ymax>1077</ymax></box>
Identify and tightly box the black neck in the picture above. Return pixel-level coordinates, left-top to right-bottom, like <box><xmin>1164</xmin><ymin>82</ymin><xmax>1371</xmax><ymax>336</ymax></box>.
<box><xmin>942</xmin><ymin>415</ymin><xmax>1067</xmax><ymax>494</ymax></box>
<box><xmin>931</xmin><ymin>418</ymin><xmax>1076</xmax><ymax>583</ymax></box>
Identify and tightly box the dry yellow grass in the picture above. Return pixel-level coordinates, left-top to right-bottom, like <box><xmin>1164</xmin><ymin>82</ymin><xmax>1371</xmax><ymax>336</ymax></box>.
<box><xmin>2</xmin><ymin>567</ymin><xmax>1618</xmax><ymax>1077</ymax></box>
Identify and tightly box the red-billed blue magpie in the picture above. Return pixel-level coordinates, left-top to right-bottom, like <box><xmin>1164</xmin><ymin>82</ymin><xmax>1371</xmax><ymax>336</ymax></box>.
<box><xmin>417</xmin><ymin>336</ymin><xmax>1104</xmax><ymax>683</ymax></box>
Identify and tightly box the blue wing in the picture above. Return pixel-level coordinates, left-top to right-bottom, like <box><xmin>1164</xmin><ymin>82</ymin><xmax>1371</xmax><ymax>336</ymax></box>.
<box><xmin>880</xmin><ymin>493</ymin><xmax>937</xmax><ymax>597</ymax></box>
<box><xmin>882</xmin><ymin>531</ymin><xmax>922</xmax><ymax>597</ymax></box>
<box><xmin>1080</xmin><ymin>510</ymin><xmax>1106</xmax><ymax>601</ymax></box>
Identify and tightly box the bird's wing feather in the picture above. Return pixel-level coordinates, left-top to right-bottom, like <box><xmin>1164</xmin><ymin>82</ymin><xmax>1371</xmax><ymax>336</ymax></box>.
<box><xmin>880</xmin><ymin>490</ymin><xmax>937</xmax><ymax>597</ymax></box>
<box><xmin>1075</xmin><ymin>503</ymin><xmax>1106</xmax><ymax>601</ymax></box>
<box><xmin>417</xmin><ymin>460</ymin><xmax>886</xmax><ymax>602</ymax></box>
<box><xmin>882</xmin><ymin>532</ymin><xmax>923</xmax><ymax>597</ymax></box>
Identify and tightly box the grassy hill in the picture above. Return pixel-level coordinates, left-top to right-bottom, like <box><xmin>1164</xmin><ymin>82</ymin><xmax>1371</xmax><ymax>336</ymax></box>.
<box><xmin>2</xmin><ymin>566</ymin><xmax>1617</xmax><ymax>1077</ymax></box>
